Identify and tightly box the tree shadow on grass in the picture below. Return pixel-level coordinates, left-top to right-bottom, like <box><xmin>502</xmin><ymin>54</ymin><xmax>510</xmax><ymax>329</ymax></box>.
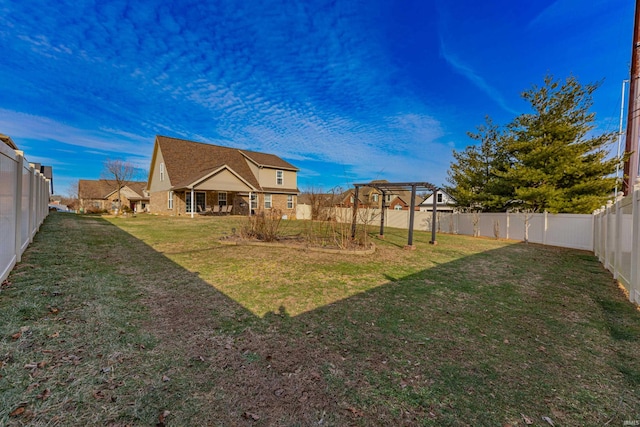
<box><xmin>4</xmin><ymin>213</ymin><xmax>640</xmax><ymax>426</ymax></box>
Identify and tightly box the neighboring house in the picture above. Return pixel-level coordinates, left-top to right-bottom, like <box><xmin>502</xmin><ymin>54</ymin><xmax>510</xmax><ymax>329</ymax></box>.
<box><xmin>146</xmin><ymin>135</ymin><xmax>299</xmax><ymax>218</ymax></box>
<box><xmin>387</xmin><ymin>191</ymin><xmax>424</xmax><ymax>211</ymax></box>
<box><xmin>338</xmin><ymin>180</ymin><xmax>391</xmax><ymax>209</ymax></box>
<box><xmin>78</xmin><ymin>179</ymin><xmax>149</xmax><ymax>213</ymax></box>
<box><xmin>419</xmin><ymin>190</ymin><xmax>456</xmax><ymax>212</ymax></box>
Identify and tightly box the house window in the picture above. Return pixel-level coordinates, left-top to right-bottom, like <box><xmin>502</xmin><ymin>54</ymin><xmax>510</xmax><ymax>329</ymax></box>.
<box><xmin>218</xmin><ymin>192</ymin><xmax>227</xmax><ymax>206</ymax></box>
<box><xmin>185</xmin><ymin>192</ymin><xmax>206</xmax><ymax>213</ymax></box>
<box><xmin>160</xmin><ymin>163</ymin><xmax>165</xmax><ymax>181</ymax></box>
<box><xmin>373</xmin><ymin>194</ymin><xmax>379</xmax><ymax>202</ymax></box>
<box><xmin>250</xmin><ymin>193</ymin><xmax>257</xmax><ymax>210</ymax></box>
<box><xmin>276</xmin><ymin>170</ymin><xmax>284</xmax><ymax>186</ymax></box>
<box><xmin>437</xmin><ymin>193</ymin><xmax>443</xmax><ymax>203</ymax></box>
<box><xmin>168</xmin><ymin>191</ymin><xmax>173</xmax><ymax>209</ymax></box>
<box><xmin>287</xmin><ymin>195</ymin><xmax>293</xmax><ymax>209</ymax></box>
<box><xmin>394</xmin><ymin>204</ymin><xmax>402</xmax><ymax>210</ymax></box>
<box><xmin>386</xmin><ymin>194</ymin><xmax>392</xmax><ymax>202</ymax></box>
<box><xmin>264</xmin><ymin>194</ymin><xmax>272</xmax><ymax>209</ymax></box>
<box><xmin>350</xmin><ymin>195</ymin><xmax>354</xmax><ymax>203</ymax></box>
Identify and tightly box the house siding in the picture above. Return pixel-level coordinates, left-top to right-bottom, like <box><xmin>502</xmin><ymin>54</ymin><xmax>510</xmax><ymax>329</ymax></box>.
<box><xmin>149</xmin><ymin>148</ymin><xmax>172</xmax><ymax>192</ymax></box>
<box><xmin>259</xmin><ymin>167</ymin><xmax>297</xmax><ymax>189</ymax></box>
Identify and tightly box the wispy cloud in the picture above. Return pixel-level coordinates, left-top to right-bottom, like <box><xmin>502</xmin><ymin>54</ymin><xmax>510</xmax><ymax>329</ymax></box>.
<box><xmin>438</xmin><ymin>38</ymin><xmax>519</xmax><ymax>116</ymax></box>
<box><xmin>0</xmin><ymin>109</ymin><xmax>151</xmax><ymax>156</ymax></box>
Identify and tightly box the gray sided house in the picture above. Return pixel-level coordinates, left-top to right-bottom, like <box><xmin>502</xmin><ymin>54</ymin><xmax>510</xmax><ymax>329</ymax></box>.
<box><xmin>147</xmin><ymin>135</ymin><xmax>299</xmax><ymax>218</ymax></box>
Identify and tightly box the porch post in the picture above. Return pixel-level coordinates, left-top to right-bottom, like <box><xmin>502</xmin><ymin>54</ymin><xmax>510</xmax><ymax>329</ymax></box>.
<box><xmin>190</xmin><ymin>188</ymin><xmax>194</xmax><ymax>218</ymax></box>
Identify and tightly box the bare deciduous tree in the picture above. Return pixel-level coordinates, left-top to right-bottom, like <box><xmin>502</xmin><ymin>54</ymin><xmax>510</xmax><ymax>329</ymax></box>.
<box><xmin>62</xmin><ymin>180</ymin><xmax>80</xmax><ymax>211</ymax></box>
<box><xmin>102</xmin><ymin>159</ymin><xmax>136</xmax><ymax>215</ymax></box>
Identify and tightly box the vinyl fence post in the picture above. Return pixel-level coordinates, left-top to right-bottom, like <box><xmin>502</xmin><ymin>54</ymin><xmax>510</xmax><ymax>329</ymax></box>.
<box><xmin>506</xmin><ymin>211</ymin><xmax>510</xmax><ymax>240</ymax></box>
<box><xmin>599</xmin><ymin>205</ymin><xmax>607</xmax><ymax>264</ymax></box>
<box><xmin>543</xmin><ymin>211</ymin><xmax>548</xmax><ymax>246</ymax></box>
<box><xmin>631</xmin><ymin>181</ymin><xmax>640</xmax><ymax>303</ymax></box>
<box><xmin>605</xmin><ymin>201</ymin><xmax>613</xmax><ymax>271</ymax></box>
<box><xmin>28</xmin><ymin>164</ymin><xmax>36</xmax><ymax>243</ymax></box>
<box><xmin>614</xmin><ymin>197</ymin><xmax>623</xmax><ymax>280</ymax></box>
<box><xmin>14</xmin><ymin>152</ymin><xmax>24</xmax><ymax>262</ymax></box>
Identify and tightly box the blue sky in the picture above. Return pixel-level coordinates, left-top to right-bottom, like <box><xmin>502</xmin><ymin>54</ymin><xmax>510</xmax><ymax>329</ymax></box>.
<box><xmin>0</xmin><ymin>0</ymin><xmax>633</xmax><ymax>195</ymax></box>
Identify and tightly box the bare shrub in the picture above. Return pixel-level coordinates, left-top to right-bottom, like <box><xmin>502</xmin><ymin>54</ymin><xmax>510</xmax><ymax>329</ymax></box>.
<box><xmin>241</xmin><ymin>209</ymin><xmax>283</xmax><ymax>242</ymax></box>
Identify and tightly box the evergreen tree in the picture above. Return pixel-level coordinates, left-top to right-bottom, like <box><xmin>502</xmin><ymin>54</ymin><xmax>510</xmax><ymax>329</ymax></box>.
<box><xmin>446</xmin><ymin>117</ymin><xmax>511</xmax><ymax>211</ymax></box>
<box><xmin>499</xmin><ymin>75</ymin><xmax>618</xmax><ymax>213</ymax></box>
<box><xmin>447</xmin><ymin>75</ymin><xmax>618</xmax><ymax>214</ymax></box>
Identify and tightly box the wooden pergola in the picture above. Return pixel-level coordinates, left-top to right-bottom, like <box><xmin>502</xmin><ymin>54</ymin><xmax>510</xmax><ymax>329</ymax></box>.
<box><xmin>350</xmin><ymin>181</ymin><xmax>440</xmax><ymax>249</ymax></box>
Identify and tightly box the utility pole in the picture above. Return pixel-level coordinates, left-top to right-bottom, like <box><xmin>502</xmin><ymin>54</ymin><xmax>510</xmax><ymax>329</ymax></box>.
<box><xmin>624</xmin><ymin>0</ymin><xmax>640</xmax><ymax>194</ymax></box>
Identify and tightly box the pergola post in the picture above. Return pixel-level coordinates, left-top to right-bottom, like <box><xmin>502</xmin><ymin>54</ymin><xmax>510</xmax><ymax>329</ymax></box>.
<box><xmin>350</xmin><ymin>185</ymin><xmax>359</xmax><ymax>240</ymax></box>
<box><xmin>430</xmin><ymin>189</ymin><xmax>437</xmax><ymax>245</ymax></box>
<box><xmin>379</xmin><ymin>190</ymin><xmax>386</xmax><ymax>239</ymax></box>
<box><xmin>405</xmin><ymin>184</ymin><xmax>417</xmax><ymax>250</ymax></box>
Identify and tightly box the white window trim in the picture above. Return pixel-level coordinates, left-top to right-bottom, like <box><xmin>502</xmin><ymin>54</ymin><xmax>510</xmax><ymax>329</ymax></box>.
<box><xmin>168</xmin><ymin>190</ymin><xmax>173</xmax><ymax>209</ymax></box>
<box><xmin>264</xmin><ymin>193</ymin><xmax>272</xmax><ymax>209</ymax></box>
<box><xmin>160</xmin><ymin>163</ymin><xmax>165</xmax><ymax>181</ymax></box>
<box><xmin>250</xmin><ymin>193</ymin><xmax>257</xmax><ymax>209</ymax></box>
<box><xmin>287</xmin><ymin>195</ymin><xmax>293</xmax><ymax>209</ymax></box>
<box><xmin>218</xmin><ymin>191</ymin><xmax>227</xmax><ymax>206</ymax></box>
<box><xmin>276</xmin><ymin>170</ymin><xmax>284</xmax><ymax>186</ymax></box>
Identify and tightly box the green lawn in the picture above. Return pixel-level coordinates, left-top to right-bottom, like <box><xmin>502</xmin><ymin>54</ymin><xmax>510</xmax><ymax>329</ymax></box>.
<box><xmin>1</xmin><ymin>212</ymin><xmax>639</xmax><ymax>426</ymax></box>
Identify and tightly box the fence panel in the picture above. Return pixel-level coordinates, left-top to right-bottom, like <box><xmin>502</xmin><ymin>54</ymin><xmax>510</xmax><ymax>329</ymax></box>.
<box><xmin>546</xmin><ymin>214</ymin><xmax>593</xmax><ymax>251</ymax></box>
<box><xmin>616</xmin><ymin>197</ymin><xmax>634</xmax><ymax>287</ymax></box>
<box><xmin>0</xmin><ymin>144</ymin><xmax>50</xmax><ymax>283</ymax></box>
<box><xmin>0</xmin><ymin>144</ymin><xmax>18</xmax><ymax>282</ymax></box>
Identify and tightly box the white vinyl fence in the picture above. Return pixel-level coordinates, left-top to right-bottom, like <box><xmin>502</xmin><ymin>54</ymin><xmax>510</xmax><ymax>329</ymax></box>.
<box><xmin>296</xmin><ymin>205</ymin><xmax>593</xmax><ymax>250</ymax></box>
<box><xmin>1</xmin><ymin>143</ymin><xmax>50</xmax><ymax>283</ymax></box>
<box><xmin>593</xmin><ymin>184</ymin><xmax>640</xmax><ymax>304</ymax></box>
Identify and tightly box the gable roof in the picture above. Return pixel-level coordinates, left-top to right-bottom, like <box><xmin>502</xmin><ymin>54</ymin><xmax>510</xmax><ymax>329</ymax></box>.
<box><xmin>79</xmin><ymin>179</ymin><xmax>147</xmax><ymax>199</ymax></box>
<box><xmin>419</xmin><ymin>189</ymin><xmax>456</xmax><ymax>205</ymax></box>
<box><xmin>154</xmin><ymin>135</ymin><xmax>298</xmax><ymax>191</ymax></box>
<box><xmin>240</xmin><ymin>149</ymin><xmax>298</xmax><ymax>171</ymax></box>
<box><xmin>126</xmin><ymin>181</ymin><xmax>148</xmax><ymax>196</ymax></box>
